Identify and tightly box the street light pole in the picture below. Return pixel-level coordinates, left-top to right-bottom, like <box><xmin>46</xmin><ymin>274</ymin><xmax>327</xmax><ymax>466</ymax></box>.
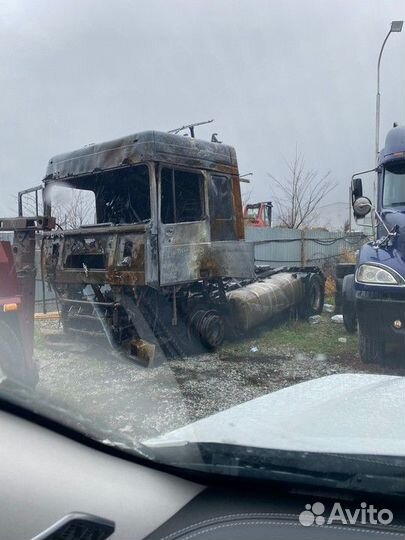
<box><xmin>375</xmin><ymin>21</ymin><xmax>403</xmax><ymax>165</ymax></box>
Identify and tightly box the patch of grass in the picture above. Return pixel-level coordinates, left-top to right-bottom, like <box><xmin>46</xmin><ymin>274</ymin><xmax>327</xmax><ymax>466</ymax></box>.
<box><xmin>223</xmin><ymin>314</ymin><xmax>358</xmax><ymax>359</ymax></box>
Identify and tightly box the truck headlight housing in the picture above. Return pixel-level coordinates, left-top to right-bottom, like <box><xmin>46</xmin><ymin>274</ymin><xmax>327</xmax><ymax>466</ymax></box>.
<box><xmin>356</xmin><ymin>264</ymin><xmax>404</xmax><ymax>286</ymax></box>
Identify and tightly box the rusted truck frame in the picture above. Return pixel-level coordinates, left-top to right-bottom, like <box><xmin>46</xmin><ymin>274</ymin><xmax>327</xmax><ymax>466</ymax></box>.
<box><xmin>22</xmin><ymin>131</ymin><xmax>324</xmax><ymax>366</ymax></box>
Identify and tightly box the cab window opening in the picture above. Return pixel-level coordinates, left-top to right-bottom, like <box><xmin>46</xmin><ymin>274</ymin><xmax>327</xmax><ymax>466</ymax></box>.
<box><xmin>96</xmin><ymin>165</ymin><xmax>151</xmax><ymax>224</ymax></box>
<box><xmin>161</xmin><ymin>168</ymin><xmax>205</xmax><ymax>224</ymax></box>
<box><xmin>45</xmin><ymin>164</ymin><xmax>151</xmax><ymax>227</ymax></box>
<box><xmin>209</xmin><ymin>175</ymin><xmax>233</xmax><ymax>220</ymax></box>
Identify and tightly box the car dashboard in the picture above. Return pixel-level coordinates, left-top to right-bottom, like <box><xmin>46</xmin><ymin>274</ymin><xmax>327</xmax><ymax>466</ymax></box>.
<box><xmin>0</xmin><ymin>407</ymin><xmax>404</xmax><ymax>540</ymax></box>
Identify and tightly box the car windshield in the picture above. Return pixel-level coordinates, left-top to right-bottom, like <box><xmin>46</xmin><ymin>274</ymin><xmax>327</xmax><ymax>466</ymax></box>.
<box><xmin>0</xmin><ymin>0</ymin><xmax>404</xmax><ymax>508</ymax></box>
<box><xmin>383</xmin><ymin>165</ymin><xmax>405</xmax><ymax>207</ymax></box>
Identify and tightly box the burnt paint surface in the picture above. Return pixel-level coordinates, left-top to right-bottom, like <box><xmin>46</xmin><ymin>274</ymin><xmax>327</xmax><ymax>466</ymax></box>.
<box><xmin>45</xmin><ymin>131</ymin><xmax>238</xmax><ymax>181</ymax></box>
<box><xmin>44</xmin><ymin>229</ymin><xmax>255</xmax><ymax>288</ymax></box>
<box><xmin>43</xmin><ymin>226</ymin><xmax>147</xmax><ymax>287</ymax></box>
<box><xmin>158</xmin><ymin>241</ymin><xmax>255</xmax><ymax>286</ymax></box>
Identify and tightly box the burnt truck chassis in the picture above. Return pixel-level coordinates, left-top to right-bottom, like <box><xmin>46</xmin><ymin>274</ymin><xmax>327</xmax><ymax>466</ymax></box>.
<box><xmin>44</xmin><ymin>256</ymin><xmax>324</xmax><ymax>367</ymax></box>
<box><xmin>36</xmin><ymin>131</ymin><xmax>324</xmax><ymax>366</ymax></box>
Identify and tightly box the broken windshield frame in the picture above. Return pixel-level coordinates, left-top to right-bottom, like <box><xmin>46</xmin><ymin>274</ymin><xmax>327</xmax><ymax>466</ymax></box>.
<box><xmin>44</xmin><ymin>164</ymin><xmax>152</xmax><ymax>228</ymax></box>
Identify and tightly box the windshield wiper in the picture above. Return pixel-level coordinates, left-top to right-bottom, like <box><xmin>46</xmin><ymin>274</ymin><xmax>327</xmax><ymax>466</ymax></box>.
<box><xmin>142</xmin><ymin>441</ymin><xmax>405</xmax><ymax>498</ymax></box>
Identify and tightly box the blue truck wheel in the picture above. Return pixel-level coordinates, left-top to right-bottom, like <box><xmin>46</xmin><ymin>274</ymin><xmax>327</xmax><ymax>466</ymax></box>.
<box><xmin>342</xmin><ymin>274</ymin><xmax>357</xmax><ymax>333</ymax></box>
<box><xmin>335</xmin><ymin>263</ymin><xmax>356</xmax><ymax>315</ymax></box>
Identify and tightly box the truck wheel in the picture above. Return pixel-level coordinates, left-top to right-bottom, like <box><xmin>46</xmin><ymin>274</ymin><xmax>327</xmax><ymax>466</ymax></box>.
<box><xmin>0</xmin><ymin>319</ymin><xmax>31</xmax><ymax>387</ymax></box>
<box><xmin>299</xmin><ymin>274</ymin><xmax>324</xmax><ymax>318</ymax></box>
<box><xmin>359</xmin><ymin>327</ymin><xmax>385</xmax><ymax>364</ymax></box>
<box><xmin>342</xmin><ymin>274</ymin><xmax>357</xmax><ymax>333</ymax></box>
<box><xmin>335</xmin><ymin>264</ymin><xmax>356</xmax><ymax>314</ymax></box>
<box><xmin>189</xmin><ymin>309</ymin><xmax>225</xmax><ymax>350</ymax></box>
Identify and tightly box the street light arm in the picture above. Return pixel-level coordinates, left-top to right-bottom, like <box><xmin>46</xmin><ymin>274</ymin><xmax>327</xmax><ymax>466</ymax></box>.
<box><xmin>375</xmin><ymin>28</ymin><xmax>394</xmax><ymax>166</ymax></box>
<box><xmin>377</xmin><ymin>29</ymin><xmax>392</xmax><ymax>92</ymax></box>
<box><xmin>374</xmin><ymin>21</ymin><xmax>402</xmax><ymax>200</ymax></box>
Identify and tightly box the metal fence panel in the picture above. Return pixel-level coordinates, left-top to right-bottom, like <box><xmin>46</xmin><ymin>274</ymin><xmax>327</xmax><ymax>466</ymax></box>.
<box><xmin>245</xmin><ymin>228</ymin><xmax>365</xmax><ymax>267</ymax></box>
<box><xmin>0</xmin><ymin>232</ymin><xmax>14</xmax><ymax>243</ymax></box>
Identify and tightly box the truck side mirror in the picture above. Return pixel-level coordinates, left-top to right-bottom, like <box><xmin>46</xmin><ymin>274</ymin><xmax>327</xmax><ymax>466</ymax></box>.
<box><xmin>353</xmin><ymin>196</ymin><xmax>372</xmax><ymax>219</ymax></box>
<box><xmin>351</xmin><ymin>177</ymin><xmax>363</xmax><ymax>202</ymax></box>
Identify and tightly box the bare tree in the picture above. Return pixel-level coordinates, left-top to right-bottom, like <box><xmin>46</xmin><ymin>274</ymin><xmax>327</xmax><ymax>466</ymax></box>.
<box><xmin>16</xmin><ymin>187</ymin><xmax>95</xmax><ymax>229</ymax></box>
<box><xmin>342</xmin><ymin>218</ymin><xmax>351</xmax><ymax>234</ymax></box>
<box><xmin>269</xmin><ymin>148</ymin><xmax>337</xmax><ymax>229</ymax></box>
<box><xmin>52</xmin><ymin>189</ymin><xmax>95</xmax><ymax>229</ymax></box>
<box><xmin>241</xmin><ymin>187</ymin><xmax>254</xmax><ymax>208</ymax></box>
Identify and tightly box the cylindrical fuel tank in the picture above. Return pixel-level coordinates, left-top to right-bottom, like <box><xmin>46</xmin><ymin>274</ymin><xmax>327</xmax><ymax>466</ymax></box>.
<box><xmin>226</xmin><ymin>272</ymin><xmax>305</xmax><ymax>332</ymax></box>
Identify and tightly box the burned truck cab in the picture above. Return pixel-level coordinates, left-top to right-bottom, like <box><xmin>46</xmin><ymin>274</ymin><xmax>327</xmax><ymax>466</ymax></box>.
<box><xmin>42</xmin><ymin>131</ymin><xmax>255</xmax><ymax>359</ymax></box>
<box><xmin>43</xmin><ymin>131</ymin><xmax>254</xmax><ymax>288</ymax></box>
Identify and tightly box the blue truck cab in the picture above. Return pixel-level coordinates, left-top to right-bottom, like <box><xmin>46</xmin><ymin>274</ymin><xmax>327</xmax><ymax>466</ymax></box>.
<box><xmin>345</xmin><ymin>125</ymin><xmax>405</xmax><ymax>364</ymax></box>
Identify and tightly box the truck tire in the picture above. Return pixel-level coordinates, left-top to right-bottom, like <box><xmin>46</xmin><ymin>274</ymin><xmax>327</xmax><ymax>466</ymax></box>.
<box><xmin>359</xmin><ymin>326</ymin><xmax>385</xmax><ymax>364</ymax></box>
<box><xmin>299</xmin><ymin>273</ymin><xmax>324</xmax><ymax>318</ymax></box>
<box><xmin>342</xmin><ymin>274</ymin><xmax>357</xmax><ymax>333</ymax></box>
<box><xmin>189</xmin><ymin>309</ymin><xmax>225</xmax><ymax>350</ymax></box>
<box><xmin>0</xmin><ymin>318</ymin><xmax>33</xmax><ymax>387</ymax></box>
<box><xmin>335</xmin><ymin>263</ymin><xmax>356</xmax><ymax>315</ymax></box>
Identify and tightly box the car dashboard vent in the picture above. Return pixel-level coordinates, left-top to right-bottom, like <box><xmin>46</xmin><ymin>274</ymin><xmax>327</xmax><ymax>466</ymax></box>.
<box><xmin>31</xmin><ymin>512</ymin><xmax>115</xmax><ymax>540</ymax></box>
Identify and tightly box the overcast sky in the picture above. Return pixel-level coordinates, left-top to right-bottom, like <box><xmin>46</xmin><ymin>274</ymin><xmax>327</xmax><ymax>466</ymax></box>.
<box><xmin>0</xmin><ymin>0</ymin><xmax>404</xmax><ymax>227</ymax></box>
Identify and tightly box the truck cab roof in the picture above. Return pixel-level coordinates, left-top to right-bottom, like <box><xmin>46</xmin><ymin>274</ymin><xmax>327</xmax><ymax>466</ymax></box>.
<box><xmin>44</xmin><ymin>131</ymin><xmax>239</xmax><ymax>182</ymax></box>
<box><xmin>379</xmin><ymin>125</ymin><xmax>405</xmax><ymax>167</ymax></box>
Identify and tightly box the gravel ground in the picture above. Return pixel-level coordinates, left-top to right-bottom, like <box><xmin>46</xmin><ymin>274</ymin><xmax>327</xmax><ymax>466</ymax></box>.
<box><xmin>34</xmin><ymin>318</ymin><xmax>404</xmax><ymax>443</ymax></box>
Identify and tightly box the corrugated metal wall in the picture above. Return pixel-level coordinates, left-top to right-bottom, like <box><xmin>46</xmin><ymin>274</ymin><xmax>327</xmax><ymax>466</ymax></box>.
<box><xmin>245</xmin><ymin>228</ymin><xmax>366</xmax><ymax>267</ymax></box>
<box><xmin>0</xmin><ymin>232</ymin><xmax>14</xmax><ymax>243</ymax></box>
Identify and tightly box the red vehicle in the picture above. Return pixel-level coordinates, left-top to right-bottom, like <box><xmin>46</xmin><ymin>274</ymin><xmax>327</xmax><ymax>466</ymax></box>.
<box><xmin>0</xmin><ymin>212</ymin><xmax>55</xmax><ymax>387</ymax></box>
<box><xmin>243</xmin><ymin>201</ymin><xmax>273</xmax><ymax>227</ymax></box>
<box><xmin>0</xmin><ymin>240</ymin><xmax>26</xmax><ymax>384</ymax></box>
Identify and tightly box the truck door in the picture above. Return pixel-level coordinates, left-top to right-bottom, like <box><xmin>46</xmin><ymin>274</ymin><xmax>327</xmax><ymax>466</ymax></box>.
<box><xmin>158</xmin><ymin>166</ymin><xmax>210</xmax><ymax>286</ymax></box>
